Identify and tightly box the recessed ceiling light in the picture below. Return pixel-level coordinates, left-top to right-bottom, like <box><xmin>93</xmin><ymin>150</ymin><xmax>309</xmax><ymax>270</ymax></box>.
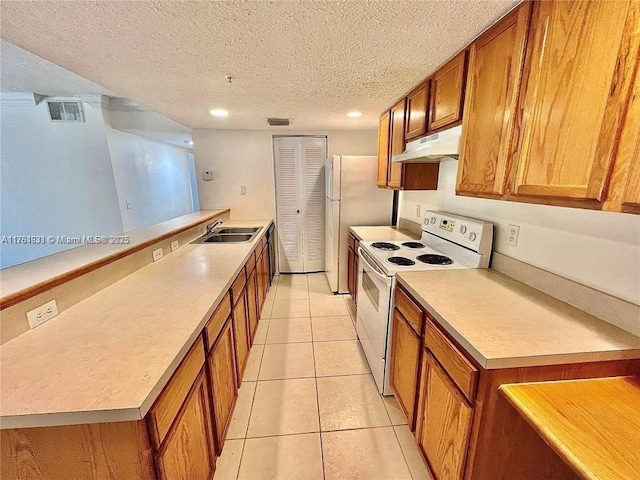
<box><xmin>347</xmin><ymin>111</ymin><xmax>363</xmax><ymax>118</ymax></box>
<box><xmin>210</xmin><ymin>109</ymin><xmax>229</xmax><ymax>118</ymax></box>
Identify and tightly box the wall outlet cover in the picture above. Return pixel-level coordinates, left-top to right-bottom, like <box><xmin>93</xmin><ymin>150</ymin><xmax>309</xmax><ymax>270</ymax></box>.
<box><xmin>26</xmin><ymin>299</ymin><xmax>59</xmax><ymax>329</ymax></box>
<box><xmin>170</xmin><ymin>240</ymin><xmax>179</xmax><ymax>252</ymax></box>
<box><xmin>507</xmin><ymin>224</ymin><xmax>520</xmax><ymax>247</ymax></box>
<box><xmin>416</xmin><ymin>204</ymin><xmax>421</xmax><ymax>217</ymax></box>
<box><xmin>202</xmin><ymin>170</ymin><xmax>214</xmax><ymax>181</ymax></box>
<box><xmin>152</xmin><ymin>248</ymin><xmax>164</xmax><ymax>261</ymax></box>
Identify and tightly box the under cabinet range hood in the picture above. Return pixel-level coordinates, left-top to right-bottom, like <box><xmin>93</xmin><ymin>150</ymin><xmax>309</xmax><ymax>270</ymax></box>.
<box><xmin>392</xmin><ymin>125</ymin><xmax>462</xmax><ymax>163</ymax></box>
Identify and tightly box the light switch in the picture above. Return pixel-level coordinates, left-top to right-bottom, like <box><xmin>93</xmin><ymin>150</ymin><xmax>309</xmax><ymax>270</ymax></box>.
<box><xmin>240</xmin><ymin>186</ymin><xmax>247</xmax><ymax>195</ymax></box>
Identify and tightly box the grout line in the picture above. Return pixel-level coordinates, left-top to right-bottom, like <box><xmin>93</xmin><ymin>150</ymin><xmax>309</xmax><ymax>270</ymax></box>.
<box><xmin>391</xmin><ymin>425</ymin><xmax>417</xmax><ymax>480</ymax></box>
<box><xmin>307</xmin><ymin>276</ymin><xmax>326</xmax><ymax>480</ymax></box>
<box><xmin>241</xmin><ymin>424</ymin><xmax>397</xmax><ymax>441</ymax></box>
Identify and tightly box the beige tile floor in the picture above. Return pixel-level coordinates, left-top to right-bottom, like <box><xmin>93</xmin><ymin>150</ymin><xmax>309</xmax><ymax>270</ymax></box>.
<box><xmin>214</xmin><ymin>273</ymin><xmax>433</xmax><ymax>480</ymax></box>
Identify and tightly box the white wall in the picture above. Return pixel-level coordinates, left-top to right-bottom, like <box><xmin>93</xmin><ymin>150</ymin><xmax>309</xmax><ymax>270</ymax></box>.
<box><xmin>192</xmin><ymin>129</ymin><xmax>377</xmax><ymax>219</ymax></box>
<box><xmin>399</xmin><ymin>160</ymin><xmax>640</xmax><ymax>305</ymax></box>
<box><xmin>0</xmin><ymin>100</ymin><xmax>123</xmax><ymax>268</ymax></box>
<box><xmin>105</xmin><ymin>121</ymin><xmax>194</xmax><ymax>232</ymax></box>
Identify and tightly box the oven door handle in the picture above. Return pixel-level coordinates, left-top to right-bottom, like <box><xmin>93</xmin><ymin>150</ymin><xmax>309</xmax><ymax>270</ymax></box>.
<box><xmin>358</xmin><ymin>247</ymin><xmax>390</xmax><ymax>283</ymax></box>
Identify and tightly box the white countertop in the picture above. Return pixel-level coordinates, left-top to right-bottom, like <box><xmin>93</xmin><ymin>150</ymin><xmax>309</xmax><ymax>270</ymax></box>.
<box><xmin>397</xmin><ymin>269</ymin><xmax>640</xmax><ymax>369</ymax></box>
<box><xmin>0</xmin><ymin>218</ymin><xmax>272</xmax><ymax>429</ymax></box>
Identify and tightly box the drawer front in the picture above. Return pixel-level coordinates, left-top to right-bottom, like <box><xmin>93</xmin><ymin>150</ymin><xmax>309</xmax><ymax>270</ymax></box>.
<box><xmin>425</xmin><ymin>319</ymin><xmax>478</xmax><ymax>402</ymax></box>
<box><xmin>148</xmin><ymin>336</ymin><xmax>206</xmax><ymax>447</ymax></box>
<box><xmin>205</xmin><ymin>293</ymin><xmax>232</xmax><ymax>351</ymax></box>
<box><xmin>394</xmin><ymin>286</ymin><xmax>423</xmax><ymax>335</ymax></box>
<box><xmin>246</xmin><ymin>250</ymin><xmax>256</xmax><ymax>274</ymax></box>
<box><xmin>231</xmin><ymin>268</ymin><xmax>247</xmax><ymax>305</ymax></box>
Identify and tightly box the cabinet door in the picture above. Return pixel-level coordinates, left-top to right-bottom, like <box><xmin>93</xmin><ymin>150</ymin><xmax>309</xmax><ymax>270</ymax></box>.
<box><xmin>261</xmin><ymin>247</ymin><xmax>270</xmax><ymax>299</ymax></box>
<box><xmin>457</xmin><ymin>4</ymin><xmax>531</xmax><ymax>196</ymax></box>
<box><xmin>352</xmin><ymin>240</ymin><xmax>359</xmax><ymax>305</ymax></box>
<box><xmin>377</xmin><ymin>111</ymin><xmax>391</xmax><ymax>187</ymax></box>
<box><xmin>232</xmin><ymin>289</ymin><xmax>250</xmax><ymax>384</ymax></box>
<box><xmin>389</xmin><ymin>310</ymin><xmax>421</xmax><ymax>431</ymax></box>
<box><xmin>428</xmin><ymin>51</ymin><xmax>467</xmax><ymax>132</ymax></box>
<box><xmin>512</xmin><ymin>0</ymin><xmax>636</xmax><ymax>201</ymax></box>
<box><xmin>388</xmin><ymin>98</ymin><xmax>407</xmax><ymax>189</ymax></box>
<box><xmin>256</xmin><ymin>250</ymin><xmax>265</xmax><ymax>311</ymax></box>
<box><xmin>405</xmin><ymin>82</ymin><xmax>429</xmax><ymax>140</ymax></box>
<box><xmin>155</xmin><ymin>372</ymin><xmax>215</xmax><ymax>480</ymax></box>
<box><xmin>418</xmin><ymin>352</ymin><xmax>473</xmax><ymax>480</ymax></box>
<box><xmin>347</xmin><ymin>246</ymin><xmax>355</xmax><ymax>301</ymax></box>
<box><xmin>247</xmin><ymin>268</ymin><xmax>259</xmax><ymax>343</ymax></box>
<box><xmin>208</xmin><ymin>318</ymin><xmax>238</xmax><ymax>455</ymax></box>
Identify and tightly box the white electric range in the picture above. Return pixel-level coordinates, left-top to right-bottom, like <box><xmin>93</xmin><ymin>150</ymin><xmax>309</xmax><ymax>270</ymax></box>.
<box><xmin>356</xmin><ymin>210</ymin><xmax>493</xmax><ymax>395</ymax></box>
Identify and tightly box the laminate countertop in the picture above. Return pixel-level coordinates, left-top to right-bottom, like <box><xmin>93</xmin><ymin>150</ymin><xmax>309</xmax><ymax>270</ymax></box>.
<box><xmin>0</xmin><ymin>219</ymin><xmax>273</xmax><ymax>429</ymax></box>
<box><xmin>500</xmin><ymin>376</ymin><xmax>640</xmax><ymax>480</ymax></box>
<box><xmin>397</xmin><ymin>269</ymin><xmax>640</xmax><ymax>369</ymax></box>
<box><xmin>349</xmin><ymin>225</ymin><xmax>419</xmax><ymax>242</ymax></box>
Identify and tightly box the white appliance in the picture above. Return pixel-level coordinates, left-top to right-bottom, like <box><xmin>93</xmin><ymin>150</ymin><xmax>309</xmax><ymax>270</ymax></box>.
<box><xmin>392</xmin><ymin>125</ymin><xmax>462</xmax><ymax>163</ymax></box>
<box><xmin>325</xmin><ymin>155</ymin><xmax>392</xmax><ymax>293</ymax></box>
<box><xmin>356</xmin><ymin>210</ymin><xmax>493</xmax><ymax>395</ymax></box>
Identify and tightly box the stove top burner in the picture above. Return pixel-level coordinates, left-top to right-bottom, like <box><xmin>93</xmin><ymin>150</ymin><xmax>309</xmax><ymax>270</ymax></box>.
<box><xmin>402</xmin><ymin>242</ymin><xmax>425</xmax><ymax>249</ymax></box>
<box><xmin>388</xmin><ymin>256</ymin><xmax>416</xmax><ymax>266</ymax></box>
<box><xmin>371</xmin><ymin>242</ymin><xmax>400</xmax><ymax>251</ymax></box>
<box><xmin>417</xmin><ymin>254</ymin><xmax>453</xmax><ymax>265</ymax></box>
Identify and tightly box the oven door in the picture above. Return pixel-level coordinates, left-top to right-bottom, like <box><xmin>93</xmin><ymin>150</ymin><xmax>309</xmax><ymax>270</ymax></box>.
<box><xmin>356</xmin><ymin>247</ymin><xmax>393</xmax><ymax>394</ymax></box>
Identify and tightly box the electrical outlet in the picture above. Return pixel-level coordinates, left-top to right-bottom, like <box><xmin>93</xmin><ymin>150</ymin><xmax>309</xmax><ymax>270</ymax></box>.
<box><xmin>26</xmin><ymin>299</ymin><xmax>59</xmax><ymax>329</ymax></box>
<box><xmin>152</xmin><ymin>248</ymin><xmax>164</xmax><ymax>261</ymax></box>
<box><xmin>416</xmin><ymin>204</ymin><xmax>421</xmax><ymax>218</ymax></box>
<box><xmin>170</xmin><ymin>240</ymin><xmax>179</xmax><ymax>252</ymax></box>
<box><xmin>507</xmin><ymin>224</ymin><xmax>520</xmax><ymax>247</ymax></box>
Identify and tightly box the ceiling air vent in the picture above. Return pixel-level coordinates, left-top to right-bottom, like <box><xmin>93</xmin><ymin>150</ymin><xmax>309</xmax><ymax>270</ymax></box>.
<box><xmin>47</xmin><ymin>101</ymin><xmax>85</xmax><ymax>122</ymax></box>
<box><xmin>267</xmin><ymin>118</ymin><xmax>290</xmax><ymax>127</ymax></box>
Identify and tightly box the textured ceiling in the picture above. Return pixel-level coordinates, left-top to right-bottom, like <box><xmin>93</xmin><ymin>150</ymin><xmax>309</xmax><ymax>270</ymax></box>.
<box><xmin>0</xmin><ymin>1</ymin><xmax>519</xmax><ymax>130</ymax></box>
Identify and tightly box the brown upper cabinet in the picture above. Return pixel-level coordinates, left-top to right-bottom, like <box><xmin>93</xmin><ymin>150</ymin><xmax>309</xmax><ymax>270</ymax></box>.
<box><xmin>377</xmin><ymin>100</ymin><xmax>440</xmax><ymax>191</ymax></box>
<box><xmin>511</xmin><ymin>0</ymin><xmax>638</xmax><ymax>203</ymax></box>
<box><xmin>376</xmin><ymin>111</ymin><xmax>391</xmax><ymax>187</ymax></box>
<box><xmin>457</xmin><ymin>3</ymin><xmax>531</xmax><ymax>197</ymax></box>
<box><xmin>428</xmin><ymin>51</ymin><xmax>468</xmax><ymax>132</ymax></box>
<box><xmin>405</xmin><ymin>81</ymin><xmax>429</xmax><ymax>141</ymax></box>
<box><xmin>388</xmin><ymin>98</ymin><xmax>407</xmax><ymax>188</ymax></box>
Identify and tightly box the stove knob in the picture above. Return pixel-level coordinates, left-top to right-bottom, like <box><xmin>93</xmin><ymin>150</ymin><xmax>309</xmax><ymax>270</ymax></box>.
<box><xmin>469</xmin><ymin>232</ymin><xmax>477</xmax><ymax>242</ymax></box>
<box><xmin>430</xmin><ymin>216</ymin><xmax>437</xmax><ymax>224</ymax></box>
<box><xmin>460</xmin><ymin>225</ymin><xmax>467</xmax><ymax>234</ymax></box>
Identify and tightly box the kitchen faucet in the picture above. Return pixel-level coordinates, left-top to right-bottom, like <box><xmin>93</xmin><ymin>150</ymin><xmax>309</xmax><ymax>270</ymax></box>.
<box><xmin>206</xmin><ymin>219</ymin><xmax>223</xmax><ymax>235</ymax></box>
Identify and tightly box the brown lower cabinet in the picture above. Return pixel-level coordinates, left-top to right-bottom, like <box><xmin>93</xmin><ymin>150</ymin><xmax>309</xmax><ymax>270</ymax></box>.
<box><xmin>154</xmin><ymin>371</ymin><xmax>215</xmax><ymax>480</ymax></box>
<box><xmin>389</xmin><ymin>283</ymin><xmax>640</xmax><ymax>480</ymax></box>
<box><xmin>389</xmin><ymin>309</ymin><xmax>422</xmax><ymax>431</ymax></box>
<box><xmin>246</xmin><ymin>267</ymin><xmax>259</xmax><ymax>343</ymax></box>
<box><xmin>346</xmin><ymin>232</ymin><xmax>360</xmax><ymax>302</ymax></box>
<box><xmin>417</xmin><ymin>352</ymin><xmax>473</xmax><ymax>480</ymax></box>
<box><xmin>232</xmin><ymin>287</ymin><xmax>250</xmax><ymax>384</ymax></box>
<box><xmin>207</xmin><ymin>318</ymin><xmax>238</xmax><ymax>455</ymax></box>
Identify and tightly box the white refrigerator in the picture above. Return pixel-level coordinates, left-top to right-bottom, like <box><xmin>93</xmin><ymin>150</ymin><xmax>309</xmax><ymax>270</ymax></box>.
<box><xmin>325</xmin><ymin>155</ymin><xmax>393</xmax><ymax>293</ymax></box>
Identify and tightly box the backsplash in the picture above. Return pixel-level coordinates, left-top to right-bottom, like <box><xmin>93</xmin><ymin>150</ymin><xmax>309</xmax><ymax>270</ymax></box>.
<box><xmin>399</xmin><ymin>160</ymin><xmax>640</xmax><ymax>307</ymax></box>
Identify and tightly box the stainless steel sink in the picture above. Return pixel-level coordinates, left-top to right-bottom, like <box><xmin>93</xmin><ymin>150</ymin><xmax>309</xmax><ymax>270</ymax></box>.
<box><xmin>190</xmin><ymin>226</ymin><xmax>262</xmax><ymax>244</ymax></box>
<box><xmin>204</xmin><ymin>234</ymin><xmax>254</xmax><ymax>243</ymax></box>
<box><xmin>215</xmin><ymin>227</ymin><xmax>262</xmax><ymax>234</ymax></box>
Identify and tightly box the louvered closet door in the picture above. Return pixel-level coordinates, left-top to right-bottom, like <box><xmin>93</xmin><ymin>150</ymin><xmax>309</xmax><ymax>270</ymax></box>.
<box><xmin>301</xmin><ymin>138</ymin><xmax>326</xmax><ymax>272</ymax></box>
<box><xmin>273</xmin><ymin>136</ymin><xmax>326</xmax><ymax>273</ymax></box>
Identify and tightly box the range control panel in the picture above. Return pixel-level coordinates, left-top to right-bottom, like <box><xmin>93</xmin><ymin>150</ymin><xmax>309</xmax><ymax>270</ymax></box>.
<box><xmin>423</xmin><ymin>210</ymin><xmax>493</xmax><ymax>254</ymax></box>
<box><xmin>439</xmin><ymin>218</ymin><xmax>455</xmax><ymax>232</ymax></box>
